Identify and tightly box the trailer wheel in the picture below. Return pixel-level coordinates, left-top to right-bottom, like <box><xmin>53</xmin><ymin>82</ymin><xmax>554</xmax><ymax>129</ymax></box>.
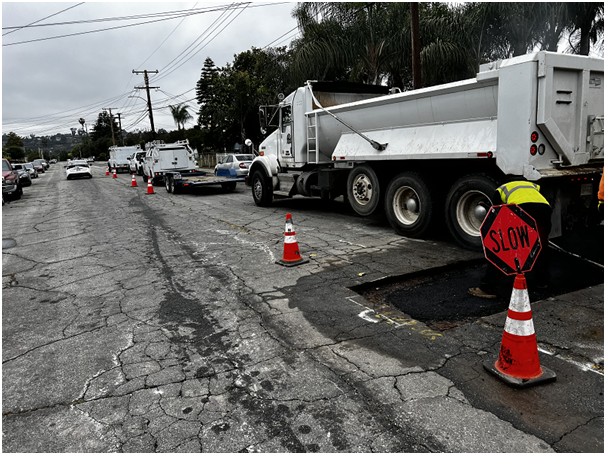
<box><xmin>445</xmin><ymin>174</ymin><xmax>498</xmax><ymax>251</ymax></box>
<box><xmin>221</xmin><ymin>182</ymin><xmax>237</xmax><ymax>191</ymax></box>
<box><xmin>165</xmin><ymin>176</ymin><xmax>173</xmax><ymax>193</ymax></box>
<box><xmin>251</xmin><ymin>170</ymin><xmax>273</xmax><ymax>207</ymax></box>
<box><xmin>347</xmin><ymin>164</ymin><xmax>381</xmax><ymax>216</ymax></box>
<box><xmin>385</xmin><ymin>173</ymin><xmax>433</xmax><ymax>238</ymax></box>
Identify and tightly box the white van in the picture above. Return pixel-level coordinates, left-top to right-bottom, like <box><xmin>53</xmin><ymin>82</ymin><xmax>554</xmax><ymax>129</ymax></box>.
<box><xmin>142</xmin><ymin>140</ymin><xmax>197</xmax><ymax>184</ymax></box>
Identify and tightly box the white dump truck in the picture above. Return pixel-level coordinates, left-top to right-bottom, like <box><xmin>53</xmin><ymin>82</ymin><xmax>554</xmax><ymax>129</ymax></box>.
<box><xmin>247</xmin><ymin>51</ymin><xmax>604</xmax><ymax>250</ymax></box>
<box><xmin>108</xmin><ymin>145</ymin><xmax>140</xmax><ymax>173</ymax></box>
<box><xmin>142</xmin><ymin>139</ymin><xmax>198</xmax><ymax>185</ymax></box>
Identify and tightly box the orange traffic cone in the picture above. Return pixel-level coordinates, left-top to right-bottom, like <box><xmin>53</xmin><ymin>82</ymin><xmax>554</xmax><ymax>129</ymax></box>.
<box><xmin>131</xmin><ymin>173</ymin><xmax>138</xmax><ymax>187</ymax></box>
<box><xmin>106</xmin><ymin>166</ymin><xmax>110</xmax><ymax>176</ymax></box>
<box><xmin>484</xmin><ymin>274</ymin><xmax>556</xmax><ymax>387</ymax></box>
<box><xmin>146</xmin><ymin>176</ymin><xmax>155</xmax><ymax>194</ymax></box>
<box><xmin>276</xmin><ymin>213</ymin><xmax>309</xmax><ymax>267</ymax></box>
<box><xmin>112</xmin><ymin>169</ymin><xmax>117</xmax><ymax>179</ymax></box>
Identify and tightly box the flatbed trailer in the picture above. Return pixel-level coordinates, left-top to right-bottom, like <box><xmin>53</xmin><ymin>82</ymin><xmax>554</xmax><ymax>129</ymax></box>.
<box><xmin>164</xmin><ymin>170</ymin><xmax>245</xmax><ymax>194</ymax></box>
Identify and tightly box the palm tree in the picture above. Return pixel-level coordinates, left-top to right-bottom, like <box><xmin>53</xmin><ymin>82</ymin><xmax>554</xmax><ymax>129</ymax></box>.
<box><xmin>566</xmin><ymin>3</ymin><xmax>604</xmax><ymax>55</ymax></box>
<box><xmin>169</xmin><ymin>104</ymin><xmax>193</xmax><ymax>131</ymax></box>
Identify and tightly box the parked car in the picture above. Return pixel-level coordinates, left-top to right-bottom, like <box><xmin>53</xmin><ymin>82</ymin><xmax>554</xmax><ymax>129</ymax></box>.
<box><xmin>40</xmin><ymin>159</ymin><xmax>49</xmax><ymax>170</ymax></box>
<box><xmin>65</xmin><ymin>160</ymin><xmax>93</xmax><ymax>179</ymax></box>
<box><xmin>49</xmin><ymin>159</ymin><xmax>57</xmax><ymax>164</ymax></box>
<box><xmin>2</xmin><ymin>159</ymin><xmax>22</xmax><ymax>200</ymax></box>
<box><xmin>214</xmin><ymin>154</ymin><xmax>255</xmax><ymax>177</ymax></box>
<box><xmin>14</xmin><ymin>167</ymin><xmax>32</xmax><ymax>187</ymax></box>
<box><xmin>32</xmin><ymin>159</ymin><xmax>46</xmax><ymax>173</ymax></box>
<box><xmin>13</xmin><ymin>163</ymin><xmax>38</xmax><ymax>179</ymax></box>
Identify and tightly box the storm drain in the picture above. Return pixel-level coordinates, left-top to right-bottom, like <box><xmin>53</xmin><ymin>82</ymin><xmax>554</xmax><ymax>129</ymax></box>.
<box><xmin>2</xmin><ymin>238</ymin><xmax>17</xmax><ymax>249</ymax></box>
<box><xmin>353</xmin><ymin>248</ymin><xmax>604</xmax><ymax>332</ymax></box>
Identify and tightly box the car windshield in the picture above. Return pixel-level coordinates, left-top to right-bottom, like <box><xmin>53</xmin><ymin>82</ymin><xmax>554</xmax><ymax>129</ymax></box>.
<box><xmin>2</xmin><ymin>161</ymin><xmax>10</xmax><ymax>171</ymax></box>
<box><xmin>24</xmin><ymin>163</ymin><xmax>33</xmax><ymax>169</ymax></box>
<box><xmin>33</xmin><ymin>160</ymin><xmax>42</xmax><ymax>164</ymax></box>
<box><xmin>235</xmin><ymin>155</ymin><xmax>254</xmax><ymax>161</ymax></box>
<box><xmin>13</xmin><ymin>164</ymin><xmax>23</xmax><ymax>169</ymax></box>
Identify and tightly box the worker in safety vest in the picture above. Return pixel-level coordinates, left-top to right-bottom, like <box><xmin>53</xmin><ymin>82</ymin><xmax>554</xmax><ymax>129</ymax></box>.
<box><xmin>598</xmin><ymin>168</ymin><xmax>604</xmax><ymax>214</ymax></box>
<box><xmin>469</xmin><ymin>180</ymin><xmax>552</xmax><ymax>299</ymax></box>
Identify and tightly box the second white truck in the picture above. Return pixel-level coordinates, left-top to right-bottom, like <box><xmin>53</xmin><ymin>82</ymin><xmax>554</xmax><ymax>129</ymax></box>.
<box><xmin>142</xmin><ymin>139</ymin><xmax>198</xmax><ymax>185</ymax></box>
<box><xmin>247</xmin><ymin>51</ymin><xmax>604</xmax><ymax>250</ymax></box>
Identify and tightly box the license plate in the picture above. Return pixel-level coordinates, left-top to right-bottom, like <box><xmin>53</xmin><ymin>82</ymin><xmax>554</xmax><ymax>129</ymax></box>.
<box><xmin>580</xmin><ymin>183</ymin><xmax>593</xmax><ymax>196</ymax></box>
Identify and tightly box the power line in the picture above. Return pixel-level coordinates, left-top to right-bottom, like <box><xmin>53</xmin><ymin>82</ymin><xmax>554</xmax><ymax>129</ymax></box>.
<box><xmin>2</xmin><ymin>2</ymin><xmax>84</xmax><ymax>36</ymax></box>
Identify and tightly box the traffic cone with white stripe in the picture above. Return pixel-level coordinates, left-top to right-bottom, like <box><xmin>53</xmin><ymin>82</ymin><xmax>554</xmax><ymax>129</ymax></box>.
<box><xmin>276</xmin><ymin>213</ymin><xmax>309</xmax><ymax>267</ymax></box>
<box><xmin>112</xmin><ymin>169</ymin><xmax>117</xmax><ymax>179</ymax></box>
<box><xmin>131</xmin><ymin>173</ymin><xmax>138</xmax><ymax>187</ymax></box>
<box><xmin>146</xmin><ymin>176</ymin><xmax>155</xmax><ymax>194</ymax></box>
<box><xmin>106</xmin><ymin>166</ymin><xmax>110</xmax><ymax>176</ymax></box>
<box><xmin>483</xmin><ymin>274</ymin><xmax>556</xmax><ymax>387</ymax></box>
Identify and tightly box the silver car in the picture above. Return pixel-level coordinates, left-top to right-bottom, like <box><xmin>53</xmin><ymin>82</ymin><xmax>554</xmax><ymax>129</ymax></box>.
<box><xmin>214</xmin><ymin>154</ymin><xmax>255</xmax><ymax>177</ymax></box>
<box><xmin>13</xmin><ymin>163</ymin><xmax>38</xmax><ymax>179</ymax></box>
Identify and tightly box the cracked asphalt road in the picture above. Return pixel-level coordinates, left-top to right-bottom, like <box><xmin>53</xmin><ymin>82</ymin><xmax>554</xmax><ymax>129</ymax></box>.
<box><xmin>2</xmin><ymin>163</ymin><xmax>603</xmax><ymax>452</ymax></box>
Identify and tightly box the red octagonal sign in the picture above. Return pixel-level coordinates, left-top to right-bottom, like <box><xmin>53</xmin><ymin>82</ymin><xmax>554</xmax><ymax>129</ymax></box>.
<box><xmin>480</xmin><ymin>204</ymin><xmax>542</xmax><ymax>275</ymax></box>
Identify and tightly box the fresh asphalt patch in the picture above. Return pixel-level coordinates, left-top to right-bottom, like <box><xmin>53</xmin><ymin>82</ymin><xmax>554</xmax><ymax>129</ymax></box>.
<box><xmin>354</xmin><ymin>226</ymin><xmax>604</xmax><ymax>331</ymax></box>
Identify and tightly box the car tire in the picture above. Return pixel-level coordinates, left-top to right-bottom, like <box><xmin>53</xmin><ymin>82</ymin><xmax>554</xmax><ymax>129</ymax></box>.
<box><xmin>445</xmin><ymin>174</ymin><xmax>499</xmax><ymax>251</ymax></box>
<box><xmin>12</xmin><ymin>185</ymin><xmax>22</xmax><ymax>200</ymax></box>
<box><xmin>221</xmin><ymin>181</ymin><xmax>237</xmax><ymax>191</ymax></box>
<box><xmin>251</xmin><ymin>170</ymin><xmax>273</xmax><ymax>207</ymax></box>
<box><xmin>346</xmin><ymin>164</ymin><xmax>381</xmax><ymax>216</ymax></box>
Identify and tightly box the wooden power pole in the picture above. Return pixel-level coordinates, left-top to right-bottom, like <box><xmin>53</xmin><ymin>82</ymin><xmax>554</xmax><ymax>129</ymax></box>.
<box><xmin>103</xmin><ymin>107</ymin><xmax>118</xmax><ymax>146</ymax></box>
<box><xmin>133</xmin><ymin>69</ymin><xmax>159</xmax><ymax>140</ymax></box>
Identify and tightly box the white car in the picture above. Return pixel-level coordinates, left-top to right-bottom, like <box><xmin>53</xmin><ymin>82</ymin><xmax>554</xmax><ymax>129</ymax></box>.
<box><xmin>65</xmin><ymin>160</ymin><xmax>93</xmax><ymax>179</ymax></box>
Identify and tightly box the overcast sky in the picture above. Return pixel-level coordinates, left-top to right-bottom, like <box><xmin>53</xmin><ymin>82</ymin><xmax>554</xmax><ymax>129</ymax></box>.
<box><xmin>2</xmin><ymin>2</ymin><xmax>299</xmax><ymax>138</ymax></box>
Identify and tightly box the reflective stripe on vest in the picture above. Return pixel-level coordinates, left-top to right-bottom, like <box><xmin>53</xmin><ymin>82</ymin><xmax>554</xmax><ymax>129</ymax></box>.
<box><xmin>497</xmin><ymin>181</ymin><xmax>550</xmax><ymax>206</ymax></box>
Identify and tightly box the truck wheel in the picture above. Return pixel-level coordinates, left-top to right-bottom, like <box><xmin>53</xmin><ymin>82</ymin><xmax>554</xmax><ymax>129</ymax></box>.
<box><xmin>221</xmin><ymin>182</ymin><xmax>237</xmax><ymax>191</ymax></box>
<box><xmin>141</xmin><ymin>173</ymin><xmax>148</xmax><ymax>184</ymax></box>
<box><xmin>445</xmin><ymin>174</ymin><xmax>499</xmax><ymax>251</ymax></box>
<box><xmin>385</xmin><ymin>173</ymin><xmax>433</xmax><ymax>238</ymax></box>
<box><xmin>347</xmin><ymin>164</ymin><xmax>381</xmax><ymax>216</ymax></box>
<box><xmin>165</xmin><ymin>176</ymin><xmax>173</xmax><ymax>193</ymax></box>
<box><xmin>251</xmin><ymin>170</ymin><xmax>273</xmax><ymax>207</ymax></box>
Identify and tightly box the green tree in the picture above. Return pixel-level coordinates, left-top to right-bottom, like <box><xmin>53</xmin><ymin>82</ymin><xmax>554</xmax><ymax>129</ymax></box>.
<box><xmin>168</xmin><ymin>104</ymin><xmax>193</xmax><ymax>131</ymax></box>
<box><xmin>566</xmin><ymin>3</ymin><xmax>604</xmax><ymax>55</ymax></box>
<box><xmin>4</xmin><ymin>146</ymin><xmax>25</xmax><ymax>161</ymax></box>
<box><xmin>90</xmin><ymin>111</ymin><xmax>119</xmax><ymax>142</ymax></box>
<box><xmin>5</xmin><ymin>132</ymin><xmax>24</xmax><ymax>148</ymax></box>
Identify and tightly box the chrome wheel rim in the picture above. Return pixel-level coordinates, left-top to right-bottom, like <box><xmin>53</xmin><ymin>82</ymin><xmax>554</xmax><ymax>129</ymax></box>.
<box><xmin>352</xmin><ymin>174</ymin><xmax>373</xmax><ymax>206</ymax></box>
<box><xmin>393</xmin><ymin>186</ymin><xmax>419</xmax><ymax>225</ymax></box>
<box><xmin>455</xmin><ymin>190</ymin><xmax>491</xmax><ymax>236</ymax></box>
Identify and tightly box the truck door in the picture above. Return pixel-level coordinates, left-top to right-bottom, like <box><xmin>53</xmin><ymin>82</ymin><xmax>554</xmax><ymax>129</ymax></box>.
<box><xmin>280</xmin><ymin>105</ymin><xmax>293</xmax><ymax>159</ymax></box>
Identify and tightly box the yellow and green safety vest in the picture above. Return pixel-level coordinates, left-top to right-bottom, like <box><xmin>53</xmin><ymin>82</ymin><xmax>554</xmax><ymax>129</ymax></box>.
<box><xmin>496</xmin><ymin>181</ymin><xmax>550</xmax><ymax>206</ymax></box>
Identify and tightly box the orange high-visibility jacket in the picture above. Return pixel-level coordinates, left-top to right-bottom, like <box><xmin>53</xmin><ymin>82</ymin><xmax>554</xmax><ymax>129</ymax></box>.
<box><xmin>599</xmin><ymin>169</ymin><xmax>604</xmax><ymax>202</ymax></box>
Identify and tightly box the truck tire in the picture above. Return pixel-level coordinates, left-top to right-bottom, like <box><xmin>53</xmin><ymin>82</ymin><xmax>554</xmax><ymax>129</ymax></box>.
<box><xmin>221</xmin><ymin>182</ymin><xmax>237</xmax><ymax>191</ymax></box>
<box><xmin>445</xmin><ymin>174</ymin><xmax>499</xmax><ymax>251</ymax></box>
<box><xmin>385</xmin><ymin>173</ymin><xmax>433</xmax><ymax>238</ymax></box>
<box><xmin>251</xmin><ymin>170</ymin><xmax>273</xmax><ymax>207</ymax></box>
<box><xmin>347</xmin><ymin>164</ymin><xmax>381</xmax><ymax>216</ymax></box>
<box><xmin>165</xmin><ymin>175</ymin><xmax>173</xmax><ymax>193</ymax></box>
<box><xmin>141</xmin><ymin>173</ymin><xmax>148</xmax><ymax>184</ymax></box>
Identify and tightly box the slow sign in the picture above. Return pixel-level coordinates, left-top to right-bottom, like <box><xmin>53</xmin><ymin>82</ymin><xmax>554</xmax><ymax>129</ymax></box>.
<box><xmin>480</xmin><ymin>204</ymin><xmax>542</xmax><ymax>275</ymax></box>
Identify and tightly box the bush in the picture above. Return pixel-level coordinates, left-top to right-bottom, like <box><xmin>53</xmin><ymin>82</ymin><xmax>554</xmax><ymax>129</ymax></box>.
<box><xmin>98</xmin><ymin>153</ymin><xmax>107</xmax><ymax>161</ymax></box>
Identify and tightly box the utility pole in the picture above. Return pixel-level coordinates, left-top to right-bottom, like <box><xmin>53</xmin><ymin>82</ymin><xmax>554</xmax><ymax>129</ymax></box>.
<box><xmin>116</xmin><ymin>113</ymin><xmax>124</xmax><ymax>146</ymax></box>
<box><xmin>103</xmin><ymin>108</ymin><xmax>118</xmax><ymax>146</ymax></box>
<box><xmin>133</xmin><ymin>69</ymin><xmax>159</xmax><ymax>140</ymax></box>
<box><xmin>410</xmin><ymin>2</ymin><xmax>423</xmax><ymax>89</ymax></box>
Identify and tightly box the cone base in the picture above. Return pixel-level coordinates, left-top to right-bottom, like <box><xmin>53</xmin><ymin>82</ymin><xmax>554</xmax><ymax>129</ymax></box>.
<box><xmin>276</xmin><ymin>258</ymin><xmax>309</xmax><ymax>267</ymax></box>
<box><xmin>483</xmin><ymin>359</ymin><xmax>556</xmax><ymax>388</ymax></box>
